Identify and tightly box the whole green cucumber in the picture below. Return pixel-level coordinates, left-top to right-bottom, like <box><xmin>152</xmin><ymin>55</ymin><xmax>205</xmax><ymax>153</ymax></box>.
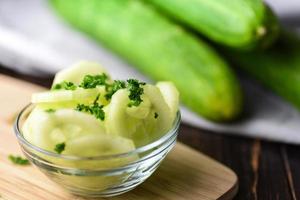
<box><xmin>226</xmin><ymin>32</ymin><xmax>300</xmax><ymax>109</ymax></box>
<box><xmin>50</xmin><ymin>0</ymin><xmax>242</xmax><ymax>121</ymax></box>
<box><xmin>147</xmin><ymin>0</ymin><xmax>279</xmax><ymax>50</ymax></box>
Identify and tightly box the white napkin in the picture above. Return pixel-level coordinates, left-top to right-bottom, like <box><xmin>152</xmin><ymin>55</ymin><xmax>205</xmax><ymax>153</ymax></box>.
<box><xmin>1</xmin><ymin>0</ymin><xmax>300</xmax><ymax>144</ymax></box>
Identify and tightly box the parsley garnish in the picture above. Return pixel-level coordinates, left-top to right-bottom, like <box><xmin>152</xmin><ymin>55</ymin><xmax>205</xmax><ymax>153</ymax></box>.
<box><xmin>79</xmin><ymin>74</ymin><xmax>109</xmax><ymax>89</ymax></box>
<box><xmin>54</xmin><ymin>142</ymin><xmax>65</xmax><ymax>154</ymax></box>
<box><xmin>127</xmin><ymin>79</ymin><xmax>146</xmax><ymax>107</ymax></box>
<box><xmin>52</xmin><ymin>81</ymin><xmax>77</xmax><ymax>90</ymax></box>
<box><xmin>8</xmin><ymin>155</ymin><xmax>30</xmax><ymax>165</ymax></box>
<box><xmin>105</xmin><ymin>80</ymin><xmax>126</xmax><ymax>100</ymax></box>
<box><xmin>76</xmin><ymin>75</ymin><xmax>145</xmax><ymax>107</ymax></box>
<box><xmin>53</xmin><ymin>74</ymin><xmax>146</xmax><ymax>110</ymax></box>
<box><xmin>76</xmin><ymin>104</ymin><xmax>90</xmax><ymax>112</ymax></box>
<box><xmin>154</xmin><ymin>112</ymin><xmax>159</xmax><ymax>119</ymax></box>
<box><xmin>76</xmin><ymin>94</ymin><xmax>105</xmax><ymax>121</ymax></box>
<box><xmin>45</xmin><ymin>108</ymin><xmax>56</xmax><ymax>113</ymax></box>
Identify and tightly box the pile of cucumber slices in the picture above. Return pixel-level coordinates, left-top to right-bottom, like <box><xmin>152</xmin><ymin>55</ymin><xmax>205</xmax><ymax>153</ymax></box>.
<box><xmin>22</xmin><ymin>61</ymin><xmax>179</xmax><ymax>157</ymax></box>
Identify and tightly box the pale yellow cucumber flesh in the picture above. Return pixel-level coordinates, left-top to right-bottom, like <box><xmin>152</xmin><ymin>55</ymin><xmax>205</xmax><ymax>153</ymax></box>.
<box><xmin>156</xmin><ymin>81</ymin><xmax>179</xmax><ymax>121</ymax></box>
<box><xmin>22</xmin><ymin>108</ymin><xmax>105</xmax><ymax>152</ymax></box>
<box><xmin>53</xmin><ymin>61</ymin><xmax>110</xmax><ymax>85</ymax></box>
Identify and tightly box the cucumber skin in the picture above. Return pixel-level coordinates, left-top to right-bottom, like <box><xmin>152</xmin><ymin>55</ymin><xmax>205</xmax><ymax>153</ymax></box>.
<box><xmin>227</xmin><ymin>32</ymin><xmax>300</xmax><ymax>109</ymax></box>
<box><xmin>148</xmin><ymin>0</ymin><xmax>279</xmax><ymax>50</ymax></box>
<box><xmin>50</xmin><ymin>0</ymin><xmax>242</xmax><ymax>121</ymax></box>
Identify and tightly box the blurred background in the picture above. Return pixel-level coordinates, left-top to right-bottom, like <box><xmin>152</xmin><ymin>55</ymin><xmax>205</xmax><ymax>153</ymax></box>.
<box><xmin>1</xmin><ymin>0</ymin><xmax>300</xmax><ymax>144</ymax></box>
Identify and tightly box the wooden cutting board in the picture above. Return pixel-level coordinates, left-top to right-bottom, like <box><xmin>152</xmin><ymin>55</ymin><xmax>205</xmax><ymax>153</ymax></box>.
<box><xmin>0</xmin><ymin>75</ymin><xmax>238</xmax><ymax>200</ymax></box>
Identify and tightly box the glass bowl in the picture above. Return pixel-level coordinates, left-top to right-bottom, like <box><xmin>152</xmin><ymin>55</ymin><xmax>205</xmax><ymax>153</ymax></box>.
<box><xmin>14</xmin><ymin>104</ymin><xmax>181</xmax><ymax>197</ymax></box>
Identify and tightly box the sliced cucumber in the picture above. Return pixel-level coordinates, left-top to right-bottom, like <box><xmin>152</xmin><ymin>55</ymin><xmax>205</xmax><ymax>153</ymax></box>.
<box><xmin>54</xmin><ymin>109</ymin><xmax>105</xmax><ymax>133</ymax></box>
<box><xmin>143</xmin><ymin>85</ymin><xmax>173</xmax><ymax>139</ymax></box>
<box><xmin>105</xmin><ymin>89</ymin><xmax>141</xmax><ymax>138</ymax></box>
<box><xmin>25</xmin><ymin>60</ymin><xmax>180</xmax><ymax>159</ymax></box>
<box><xmin>131</xmin><ymin>121</ymin><xmax>151</xmax><ymax>147</ymax></box>
<box><xmin>106</xmin><ymin>85</ymin><xmax>174</xmax><ymax>144</ymax></box>
<box><xmin>63</xmin><ymin>134</ymin><xmax>138</xmax><ymax>170</ymax></box>
<box><xmin>22</xmin><ymin>108</ymin><xmax>105</xmax><ymax>152</ymax></box>
<box><xmin>64</xmin><ymin>134</ymin><xmax>135</xmax><ymax>157</ymax></box>
<box><xmin>22</xmin><ymin>108</ymin><xmax>57</xmax><ymax>150</ymax></box>
<box><xmin>126</xmin><ymin>94</ymin><xmax>151</xmax><ymax>119</ymax></box>
<box><xmin>143</xmin><ymin>109</ymin><xmax>158</xmax><ymax>137</ymax></box>
<box><xmin>156</xmin><ymin>81</ymin><xmax>179</xmax><ymax>121</ymax></box>
<box><xmin>35</xmin><ymin>102</ymin><xmax>78</xmax><ymax>110</ymax></box>
<box><xmin>53</xmin><ymin>61</ymin><xmax>110</xmax><ymax>85</ymax></box>
<box><xmin>32</xmin><ymin>88</ymin><xmax>99</xmax><ymax>104</ymax></box>
<box><xmin>95</xmin><ymin>85</ymin><xmax>110</xmax><ymax>105</ymax></box>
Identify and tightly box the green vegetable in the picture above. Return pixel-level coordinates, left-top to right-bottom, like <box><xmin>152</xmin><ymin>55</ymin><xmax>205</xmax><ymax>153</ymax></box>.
<box><xmin>76</xmin><ymin>95</ymin><xmax>106</xmax><ymax>121</ymax></box>
<box><xmin>52</xmin><ymin>81</ymin><xmax>77</xmax><ymax>90</ymax></box>
<box><xmin>54</xmin><ymin>142</ymin><xmax>66</xmax><ymax>154</ymax></box>
<box><xmin>50</xmin><ymin>0</ymin><xmax>242</xmax><ymax>121</ymax></box>
<box><xmin>105</xmin><ymin>80</ymin><xmax>126</xmax><ymax>100</ymax></box>
<box><xmin>23</xmin><ymin>62</ymin><xmax>180</xmax><ymax>191</ymax></box>
<box><xmin>32</xmin><ymin>88</ymin><xmax>100</xmax><ymax>104</ymax></box>
<box><xmin>225</xmin><ymin>32</ymin><xmax>300</xmax><ymax>109</ymax></box>
<box><xmin>23</xmin><ymin>108</ymin><xmax>106</xmax><ymax>152</ymax></box>
<box><xmin>156</xmin><ymin>81</ymin><xmax>179</xmax><ymax>120</ymax></box>
<box><xmin>52</xmin><ymin>61</ymin><xmax>109</xmax><ymax>85</ymax></box>
<box><xmin>79</xmin><ymin>74</ymin><xmax>109</xmax><ymax>89</ymax></box>
<box><xmin>127</xmin><ymin>79</ymin><xmax>146</xmax><ymax>107</ymax></box>
<box><xmin>8</xmin><ymin>155</ymin><xmax>30</xmax><ymax>165</ymax></box>
<box><xmin>148</xmin><ymin>0</ymin><xmax>279</xmax><ymax>50</ymax></box>
<box><xmin>58</xmin><ymin>74</ymin><xmax>146</xmax><ymax>107</ymax></box>
<box><xmin>45</xmin><ymin>108</ymin><xmax>56</xmax><ymax>113</ymax></box>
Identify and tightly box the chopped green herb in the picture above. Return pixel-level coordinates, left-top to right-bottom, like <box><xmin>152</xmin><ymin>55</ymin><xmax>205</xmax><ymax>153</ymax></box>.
<box><xmin>79</xmin><ymin>74</ymin><xmax>109</xmax><ymax>89</ymax></box>
<box><xmin>127</xmin><ymin>79</ymin><xmax>146</xmax><ymax>107</ymax></box>
<box><xmin>54</xmin><ymin>142</ymin><xmax>65</xmax><ymax>154</ymax></box>
<box><xmin>45</xmin><ymin>108</ymin><xmax>56</xmax><ymax>113</ymax></box>
<box><xmin>53</xmin><ymin>74</ymin><xmax>146</xmax><ymax>108</ymax></box>
<box><xmin>76</xmin><ymin>104</ymin><xmax>90</xmax><ymax>112</ymax></box>
<box><xmin>91</xmin><ymin>104</ymin><xmax>105</xmax><ymax>120</ymax></box>
<box><xmin>52</xmin><ymin>81</ymin><xmax>77</xmax><ymax>90</ymax></box>
<box><xmin>76</xmin><ymin>94</ymin><xmax>105</xmax><ymax>121</ymax></box>
<box><xmin>105</xmin><ymin>80</ymin><xmax>126</xmax><ymax>100</ymax></box>
<box><xmin>8</xmin><ymin>155</ymin><xmax>30</xmax><ymax>165</ymax></box>
<box><xmin>154</xmin><ymin>112</ymin><xmax>159</xmax><ymax>119</ymax></box>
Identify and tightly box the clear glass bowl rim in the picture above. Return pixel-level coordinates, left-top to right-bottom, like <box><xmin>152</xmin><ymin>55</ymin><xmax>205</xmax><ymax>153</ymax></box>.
<box><xmin>14</xmin><ymin>104</ymin><xmax>181</xmax><ymax>161</ymax></box>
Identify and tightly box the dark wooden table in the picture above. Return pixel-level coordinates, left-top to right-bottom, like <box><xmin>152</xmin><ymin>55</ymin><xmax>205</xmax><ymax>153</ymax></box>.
<box><xmin>1</xmin><ymin>65</ymin><xmax>299</xmax><ymax>200</ymax></box>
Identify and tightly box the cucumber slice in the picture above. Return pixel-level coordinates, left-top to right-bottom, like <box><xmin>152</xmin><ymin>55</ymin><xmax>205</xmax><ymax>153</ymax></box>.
<box><xmin>131</xmin><ymin>121</ymin><xmax>151</xmax><ymax>147</ymax></box>
<box><xmin>53</xmin><ymin>61</ymin><xmax>110</xmax><ymax>85</ymax></box>
<box><xmin>35</xmin><ymin>102</ymin><xmax>77</xmax><ymax>110</ymax></box>
<box><xmin>54</xmin><ymin>109</ymin><xmax>105</xmax><ymax>133</ymax></box>
<box><xmin>95</xmin><ymin>85</ymin><xmax>110</xmax><ymax>105</ymax></box>
<box><xmin>156</xmin><ymin>81</ymin><xmax>179</xmax><ymax>121</ymax></box>
<box><xmin>62</xmin><ymin>134</ymin><xmax>137</xmax><ymax>170</ymax></box>
<box><xmin>105</xmin><ymin>89</ymin><xmax>141</xmax><ymax>138</ymax></box>
<box><xmin>22</xmin><ymin>108</ymin><xmax>37</xmax><ymax>145</ymax></box>
<box><xmin>57</xmin><ymin>135</ymin><xmax>138</xmax><ymax>190</ymax></box>
<box><xmin>31</xmin><ymin>88</ymin><xmax>100</xmax><ymax>104</ymax></box>
<box><xmin>143</xmin><ymin>109</ymin><xmax>158</xmax><ymax>136</ymax></box>
<box><xmin>143</xmin><ymin>85</ymin><xmax>173</xmax><ymax>139</ymax></box>
<box><xmin>64</xmin><ymin>134</ymin><xmax>135</xmax><ymax>157</ymax></box>
<box><xmin>22</xmin><ymin>108</ymin><xmax>57</xmax><ymax>150</ymax></box>
<box><xmin>126</xmin><ymin>95</ymin><xmax>151</xmax><ymax>119</ymax></box>
<box><xmin>22</xmin><ymin>108</ymin><xmax>105</xmax><ymax>152</ymax></box>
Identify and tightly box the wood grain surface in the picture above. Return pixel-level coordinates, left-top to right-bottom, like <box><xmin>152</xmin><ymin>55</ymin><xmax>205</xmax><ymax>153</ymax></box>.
<box><xmin>0</xmin><ymin>74</ymin><xmax>238</xmax><ymax>200</ymax></box>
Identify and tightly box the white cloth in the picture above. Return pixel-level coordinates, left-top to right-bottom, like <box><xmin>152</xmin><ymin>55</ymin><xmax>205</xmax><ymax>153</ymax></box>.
<box><xmin>1</xmin><ymin>0</ymin><xmax>300</xmax><ymax>144</ymax></box>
